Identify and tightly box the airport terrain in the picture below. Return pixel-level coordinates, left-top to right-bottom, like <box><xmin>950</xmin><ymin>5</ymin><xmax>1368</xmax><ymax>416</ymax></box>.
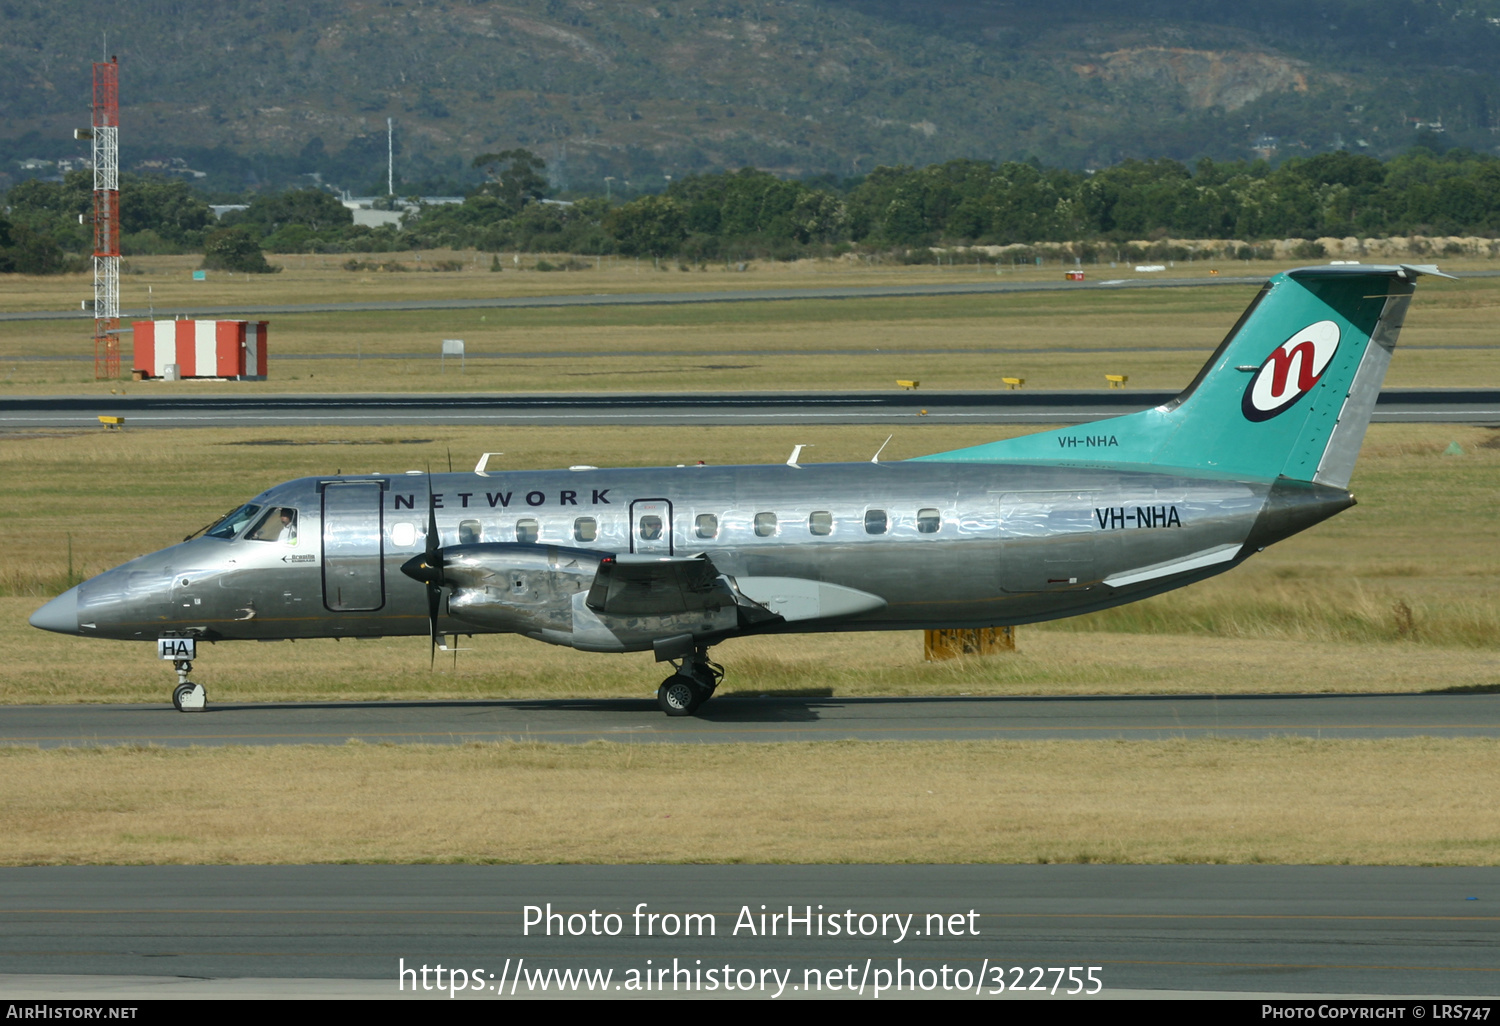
<box><xmin>1</xmin><ymin>262</ymin><xmax>1496</xmax><ymax>1005</ymax></box>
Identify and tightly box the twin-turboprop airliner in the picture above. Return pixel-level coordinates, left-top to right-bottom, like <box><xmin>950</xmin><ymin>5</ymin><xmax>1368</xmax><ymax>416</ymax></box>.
<box><xmin>31</xmin><ymin>264</ymin><xmax>1447</xmax><ymax>715</ymax></box>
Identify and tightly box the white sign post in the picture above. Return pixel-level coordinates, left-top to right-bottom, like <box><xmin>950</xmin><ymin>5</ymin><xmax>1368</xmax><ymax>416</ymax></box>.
<box><xmin>441</xmin><ymin>339</ymin><xmax>465</xmax><ymax>374</ymax></box>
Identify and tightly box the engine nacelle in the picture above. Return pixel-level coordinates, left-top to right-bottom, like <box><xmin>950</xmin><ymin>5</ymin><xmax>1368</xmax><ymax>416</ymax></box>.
<box><xmin>441</xmin><ymin>544</ymin><xmax>601</xmax><ymax>635</ymax></box>
<box><xmin>439</xmin><ymin>543</ymin><xmax>742</xmax><ymax>653</ymax></box>
<box><xmin>437</xmin><ymin>544</ymin><xmax>885</xmax><ymax>654</ymax></box>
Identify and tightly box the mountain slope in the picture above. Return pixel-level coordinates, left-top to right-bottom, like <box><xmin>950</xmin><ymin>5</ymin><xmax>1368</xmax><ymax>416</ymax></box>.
<box><xmin>3</xmin><ymin>0</ymin><xmax>1499</xmax><ymax>192</ymax></box>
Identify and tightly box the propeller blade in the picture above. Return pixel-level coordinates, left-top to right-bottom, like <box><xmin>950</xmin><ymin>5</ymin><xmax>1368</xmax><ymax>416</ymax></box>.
<box><xmin>428</xmin><ymin>580</ymin><xmax>439</xmax><ymax>669</ymax></box>
<box><xmin>426</xmin><ymin>468</ymin><xmax>442</xmax><ymax>668</ymax></box>
<box><xmin>425</xmin><ymin>469</ymin><xmax>440</xmax><ymax>562</ymax></box>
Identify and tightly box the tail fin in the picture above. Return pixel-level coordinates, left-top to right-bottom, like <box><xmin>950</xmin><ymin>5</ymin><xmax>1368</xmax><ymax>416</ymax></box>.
<box><xmin>918</xmin><ymin>264</ymin><xmax>1452</xmax><ymax>486</ymax></box>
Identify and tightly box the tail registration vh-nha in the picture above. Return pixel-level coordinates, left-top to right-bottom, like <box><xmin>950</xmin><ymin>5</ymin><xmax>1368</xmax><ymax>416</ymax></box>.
<box><xmin>32</xmin><ymin>265</ymin><xmax>1448</xmax><ymax>715</ymax></box>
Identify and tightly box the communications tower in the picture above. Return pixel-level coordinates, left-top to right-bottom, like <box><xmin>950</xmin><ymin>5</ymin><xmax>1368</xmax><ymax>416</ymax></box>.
<box><xmin>87</xmin><ymin>57</ymin><xmax>120</xmax><ymax>380</ymax></box>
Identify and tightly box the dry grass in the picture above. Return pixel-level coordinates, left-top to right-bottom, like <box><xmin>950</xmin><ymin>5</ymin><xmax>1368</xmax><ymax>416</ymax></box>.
<box><xmin>3</xmin><ymin>422</ymin><xmax>1499</xmax><ymax>704</ymax></box>
<box><xmin>1</xmin><ymin>256</ymin><xmax>1496</xmax><ymax>394</ymax></box>
<box><xmin>8</xmin><ymin>602</ymin><xmax>1498</xmax><ymax>705</ymax></box>
<box><xmin>0</xmin><ymin>422</ymin><xmax>1025</xmax><ymax>601</ymax></box>
<box><xmin>0</xmin><ymin>252</ymin><xmax>1276</xmax><ymax>314</ymax></box>
<box><xmin>1</xmin><ymin>737</ymin><xmax>1495</xmax><ymax>865</ymax></box>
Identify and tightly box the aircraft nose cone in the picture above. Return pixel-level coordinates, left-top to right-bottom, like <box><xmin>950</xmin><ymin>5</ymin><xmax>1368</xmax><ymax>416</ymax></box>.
<box><xmin>30</xmin><ymin>586</ymin><xmax>79</xmax><ymax>635</ymax></box>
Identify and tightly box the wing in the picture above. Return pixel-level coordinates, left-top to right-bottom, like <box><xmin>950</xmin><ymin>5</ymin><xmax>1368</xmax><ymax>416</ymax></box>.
<box><xmin>585</xmin><ymin>553</ymin><xmax>737</xmax><ymax>616</ymax></box>
<box><xmin>586</xmin><ymin>553</ymin><xmax>886</xmax><ymax>623</ymax></box>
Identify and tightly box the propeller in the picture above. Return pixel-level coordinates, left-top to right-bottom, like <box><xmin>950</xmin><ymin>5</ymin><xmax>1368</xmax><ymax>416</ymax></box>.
<box><xmin>399</xmin><ymin>469</ymin><xmax>445</xmax><ymax>667</ymax></box>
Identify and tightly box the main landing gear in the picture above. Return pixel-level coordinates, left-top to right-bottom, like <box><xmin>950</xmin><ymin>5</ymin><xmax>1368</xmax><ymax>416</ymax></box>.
<box><xmin>656</xmin><ymin>650</ymin><xmax>724</xmax><ymax>717</ymax></box>
<box><xmin>171</xmin><ymin>659</ymin><xmax>207</xmax><ymax>713</ymax></box>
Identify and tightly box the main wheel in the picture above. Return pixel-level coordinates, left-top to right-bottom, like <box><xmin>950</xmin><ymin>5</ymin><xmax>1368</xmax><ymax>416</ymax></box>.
<box><xmin>657</xmin><ymin>675</ymin><xmax>702</xmax><ymax>717</ymax></box>
<box><xmin>172</xmin><ymin>682</ymin><xmax>207</xmax><ymax>712</ymax></box>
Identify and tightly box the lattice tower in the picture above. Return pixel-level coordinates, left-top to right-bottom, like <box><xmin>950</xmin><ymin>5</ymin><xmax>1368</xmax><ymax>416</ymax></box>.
<box><xmin>91</xmin><ymin>58</ymin><xmax>120</xmax><ymax>380</ymax></box>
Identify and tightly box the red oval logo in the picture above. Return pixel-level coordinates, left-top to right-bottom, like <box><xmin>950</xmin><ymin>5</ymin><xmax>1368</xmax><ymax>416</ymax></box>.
<box><xmin>1241</xmin><ymin>320</ymin><xmax>1340</xmax><ymax>422</ymax></box>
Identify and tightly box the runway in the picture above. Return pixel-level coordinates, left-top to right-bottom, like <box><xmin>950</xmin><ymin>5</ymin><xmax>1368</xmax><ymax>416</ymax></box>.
<box><xmin>0</xmin><ymin>864</ymin><xmax>1495</xmax><ymax>998</ymax></box>
<box><xmin>5</xmin><ymin>692</ymin><xmax>1499</xmax><ymax>748</ymax></box>
<box><xmin>0</xmin><ymin>274</ymin><xmax>1272</xmax><ymax>323</ymax></box>
<box><xmin>4</xmin><ymin>387</ymin><xmax>1499</xmax><ymax>429</ymax></box>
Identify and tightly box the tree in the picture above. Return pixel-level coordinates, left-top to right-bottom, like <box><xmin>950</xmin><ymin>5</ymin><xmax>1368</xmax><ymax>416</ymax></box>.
<box><xmin>230</xmin><ymin>188</ymin><xmax>353</xmax><ymax>236</ymax></box>
<box><xmin>202</xmin><ymin>227</ymin><xmax>275</xmax><ymax>273</ymax></box>
<box><xmin>0</xmin><ymin>217</ymin><xmax>71</xmax><ymax>275</ymax></box>
<box><xmin>604</xmin><ymin>195</ymin><xmax>687</xmax><ymax>256</ymax></box>
<box><xmin>123</xmin><ymin>176</ymin><xmax>214</xmax><ymax>243</ymax></box>
<box><xmin>471</xmin><ymin>149</ymin><xmax>548</xmax><ymax>214</ymax></box>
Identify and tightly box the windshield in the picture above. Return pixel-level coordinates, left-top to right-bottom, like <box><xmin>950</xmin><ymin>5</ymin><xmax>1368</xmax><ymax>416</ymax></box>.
<box><xmin>204</xmin><ymin>503</ymin><xmax>263</xmax><ymax>540</ymax></box>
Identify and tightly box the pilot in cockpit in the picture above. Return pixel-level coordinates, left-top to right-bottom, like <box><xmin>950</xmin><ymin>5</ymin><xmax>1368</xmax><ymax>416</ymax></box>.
<box><xmin>247</xmin><ymin>507</ymin><xmax>298</xmax><ymax>545</ymax></box>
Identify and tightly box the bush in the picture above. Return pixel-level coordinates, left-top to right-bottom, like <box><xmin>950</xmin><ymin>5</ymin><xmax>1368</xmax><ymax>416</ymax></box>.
<box><xmin>202</xmin><ymin>227</ymin><xmax>276</xmax><ymax>273</ymax></box>
<box><xmin>0</xmin><ymin>220</ymin><xmax>76</xmax><ymax>274</ymax></box>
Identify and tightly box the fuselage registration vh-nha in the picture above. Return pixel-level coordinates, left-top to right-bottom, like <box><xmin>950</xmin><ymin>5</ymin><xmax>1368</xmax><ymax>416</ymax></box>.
<box><xmin>31</xmin><ymin>264</ymin><xmax>1448</xmax><ymax>715</ymax></box>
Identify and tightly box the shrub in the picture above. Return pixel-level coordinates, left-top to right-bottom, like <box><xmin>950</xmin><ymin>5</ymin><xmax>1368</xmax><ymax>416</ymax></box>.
<box><xmin>202</xmin><ymin>227</ymin><xmax>276</xmax><ymax>273</ymax></box>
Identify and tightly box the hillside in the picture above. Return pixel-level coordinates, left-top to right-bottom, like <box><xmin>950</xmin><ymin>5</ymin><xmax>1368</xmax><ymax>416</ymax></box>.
<box><xmin>4</xmin><ymin>0</ymin><xmax>1500</xmax><ymax>193</ymax></box>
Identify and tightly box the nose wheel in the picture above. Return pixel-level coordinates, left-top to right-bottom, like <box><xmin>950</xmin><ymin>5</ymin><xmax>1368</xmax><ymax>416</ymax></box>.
<box><xmin>171</xmin><ymin>660</ymin><xmax>207</xmax><ymax>712</ymax></box>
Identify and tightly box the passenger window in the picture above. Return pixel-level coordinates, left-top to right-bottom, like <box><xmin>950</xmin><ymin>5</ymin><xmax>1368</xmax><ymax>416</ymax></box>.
<box><xmin>754</xmin><ymin>512</ymin><xmax>777</xmax><ymax>537</ymax></box>
<box><xmin>459</xmin><ymin>520</ymin><xmax>481</xmax><ymax>544</ymax></box>
<box><xmin>638</xmin><ymin>515</ymin><xmax>663</xmax><ymax>541</ymax></box>
<box><xmin>515</xmin><ymin>518</ymin><xmax>539</xmax><ymax>544</ymax></box>
<box><xmin>809</xmin><ymin>511</ymin><xmax>832</xmax><ymax>536</ymax></box>
<box><xmin>574</xmin><ymin>517</ymin><xmax>597</xmax><ymax>543</ymax></box>
<box><xmin>917</xmin><ymin>508</ymin><xmax>941</xmax><ymax>534</ymax></box>
<box><xmin>206</xmin><ymin>503</ymin><xmax>261</xmax><ymax>540</ymax></box>
<box><xmin>247</xmin><ymin>506</ymin><xmax>299</xmax><ymax>544</ymax></box>
<box><xmin>695</xmin><ymin>514</ymin><xmax>719</xmax><ymax>539</ymax></box>
<box><xmin>864</xmin><ymin>509</ymin><xmax>888</xmax><ymax>535</ymax></box>
<box><xmin>391</xmin><ymin>522</ymin><xmax>417</xmax><ymax>547</ymax></box>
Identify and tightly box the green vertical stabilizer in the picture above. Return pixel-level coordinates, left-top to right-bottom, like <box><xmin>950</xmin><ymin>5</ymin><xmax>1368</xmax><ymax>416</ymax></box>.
<box><xmin>916</xmin><ymin>265</ymin><xmax>1450</xmax><ymax>487</ymax></box>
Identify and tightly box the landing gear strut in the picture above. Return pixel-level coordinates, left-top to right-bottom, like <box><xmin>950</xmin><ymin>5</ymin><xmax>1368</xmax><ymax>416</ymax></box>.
<box><xmin>656</xmin><ymin>650</ymin><xmax>723</xmax><ymax>717</ymax></box>
<box><xmin>171</xmin><ymin>659</ymin><xmax>207</xmax><ymax>713</ymax></box>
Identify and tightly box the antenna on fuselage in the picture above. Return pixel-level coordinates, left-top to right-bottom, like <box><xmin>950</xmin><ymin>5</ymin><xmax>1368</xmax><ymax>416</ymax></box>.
<box><xmin>473</xmin><ymin>452</ymin><xmax>504</xmax><ymax>476</ymax></box>
<box><xmin>786</xmin><ymin>444</ymin><xmax>812</xmax><ymax>468</ymax></box>
<box><xmin>870</xmin><ymin>435</ymin><xmax>893</xmax><ymax>463</ymax></box>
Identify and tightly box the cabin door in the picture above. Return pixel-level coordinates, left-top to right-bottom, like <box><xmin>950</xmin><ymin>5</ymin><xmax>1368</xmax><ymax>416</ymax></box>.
<box><xmin>321</xmin><ymin>481</ymin><xmax>386</xmax><ymax>611</ymax></box>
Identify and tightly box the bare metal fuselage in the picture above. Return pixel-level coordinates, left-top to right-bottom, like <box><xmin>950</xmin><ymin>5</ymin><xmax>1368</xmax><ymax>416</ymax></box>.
<box><xmin>66</xmin><ymin>460</ymin><xmax>1350</xmax><ymax>650</ymax></box>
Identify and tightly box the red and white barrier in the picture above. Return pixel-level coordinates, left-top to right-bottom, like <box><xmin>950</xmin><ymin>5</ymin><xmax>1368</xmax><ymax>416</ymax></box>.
<box><xmin>131</xmin><ymin>320</ymin><xmax>268</xmax><ymax>379</ymax></box>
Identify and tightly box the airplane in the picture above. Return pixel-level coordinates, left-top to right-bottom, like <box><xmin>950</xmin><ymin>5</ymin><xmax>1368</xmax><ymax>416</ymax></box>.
<box><xmin>30</xmin><ymin>263</ymin><xmax>1449</xmax><ymax>716</ymax></box>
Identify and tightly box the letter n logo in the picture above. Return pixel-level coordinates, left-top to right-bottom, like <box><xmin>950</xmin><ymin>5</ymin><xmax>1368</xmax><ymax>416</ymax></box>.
<box><xmin>1242</xmin><ymin>320</ymin><xmax>1340</xmax><ymax>422</ymax></box>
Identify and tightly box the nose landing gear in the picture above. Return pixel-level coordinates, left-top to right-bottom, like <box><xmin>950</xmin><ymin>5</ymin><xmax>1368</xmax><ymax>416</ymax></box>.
<box><xmin>656</xmin><ymin>650</ymin><xmax>723</xmax><ymax>717</ymax></box>
<box><xmin>171</xmin><ymin>659</ymin><xmax>207</xmax><ymax>713</ymax></box>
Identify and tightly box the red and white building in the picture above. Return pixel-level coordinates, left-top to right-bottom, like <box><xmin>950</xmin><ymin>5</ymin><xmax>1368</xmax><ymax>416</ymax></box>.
<box><xmin>131</xmin><ymin>319</ymin><xmax>268</xmax><ymax>380</ymax></box>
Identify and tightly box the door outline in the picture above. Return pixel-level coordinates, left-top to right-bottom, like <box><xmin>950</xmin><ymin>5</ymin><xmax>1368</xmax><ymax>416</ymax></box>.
<box><xmin>629</xmin><ymin>498</ymin><xmax>673</xmax><ymax>556</ymax></box>
<box><xmin>321</xmin><ymin>481</ymin><xmax>386</xmax><ymax>611</ymax></box>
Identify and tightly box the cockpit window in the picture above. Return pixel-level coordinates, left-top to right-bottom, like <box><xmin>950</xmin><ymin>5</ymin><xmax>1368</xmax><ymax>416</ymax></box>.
<box><xmin>205</xmin><ymin>504</ymin><xmax>262</xmax><ymax>540</ymax></box>
<box><xmin>246</xmin><ymin>506</ymin><xmax>299</xmax><ymax>544</ymax></box>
